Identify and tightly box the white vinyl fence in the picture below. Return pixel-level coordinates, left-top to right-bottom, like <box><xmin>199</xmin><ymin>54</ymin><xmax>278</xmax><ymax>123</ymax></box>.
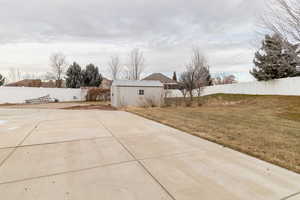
<box><xmin>0</xmin><ymin>87</ymin><xmax>87</xmax><ymax>104</ymax></box>
<box><xmin>168</xmin><ymin>77</ymin><xmax>300</xmax><ymax>97</ymax></box>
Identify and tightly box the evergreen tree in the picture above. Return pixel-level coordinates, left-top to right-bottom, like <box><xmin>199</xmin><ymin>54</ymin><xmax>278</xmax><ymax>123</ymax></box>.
<box><xmin>206</xmin><ymin>73</ymin><xmax>213</xmax><ymax>86</ymax></box>
<box><xmin>172</xmin><ymin>71</ymin><xmax>177</xmax><ymax>82</ymax></box>
<box><xmin>0</xmin><ymin>74</ymin><xmax>5</xmax><ymax>86</ymax></box>
<box><xmin>66</xmin><ymin>62</ymin><xmax>82</xmax><ymax>88</ymax></box>
<box><xmin>81</xmin><ymin>64</ymin><xmax>103</xmax><ymax>87</ymax></box>
<box><xmin>251</xmin><ymin>34</ymin><xmax>300</xmax><ymax>81</ymax></box>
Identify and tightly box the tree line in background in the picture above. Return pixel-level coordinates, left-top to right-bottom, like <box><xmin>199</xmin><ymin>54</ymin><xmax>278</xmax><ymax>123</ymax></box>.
<box><xmin>65</xmin><ymin>63</ymin><xmax>102</xmax><ymax>88</ymax></box>
<box><xmin>0</xmin><ymin>45</ymin><xmax>238</xmax><ymax>89</ymax></box>
<box><xmin>251</xmin><ymin>0</ymin><xmax>300</xmax><ymax>81</ymax></box>
<box><xmin>0</xmin><ymin>48</ymin><xmax>146</xmax><ymax>87</ymax></box>
<box><xmin>57</xmin><ymin>48</ymin><xmax>146</xmax><ymax>88</ymax></box>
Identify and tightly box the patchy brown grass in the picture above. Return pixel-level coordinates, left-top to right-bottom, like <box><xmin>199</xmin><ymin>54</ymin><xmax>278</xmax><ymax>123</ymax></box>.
<box><xmin>127</xmin><ymin>94</ymin><xmax>300</xmax><ymax>174</ymax></box>
<box><xmin>62</xmin><ymin>104</ymin><xmax>116</xmax><ymax>111</ymax></box>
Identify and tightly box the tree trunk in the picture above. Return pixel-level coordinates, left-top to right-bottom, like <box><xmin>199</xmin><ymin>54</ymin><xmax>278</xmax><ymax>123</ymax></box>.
<box><xmin>197</xmin><ymin>90</ymin><xmax>201</xmax><ymax>106</ymax></box>
<box><xmin>189</xmin><ymin>90</ymin><xmax>193</xmax><ymax>102</ymax></box>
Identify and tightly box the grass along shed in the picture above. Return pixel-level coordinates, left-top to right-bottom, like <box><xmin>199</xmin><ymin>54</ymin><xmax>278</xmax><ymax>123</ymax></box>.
<box><xmin>111</xmin><ymin>80</ymin><xmax>164</xmax><ymax>107</ymax></box>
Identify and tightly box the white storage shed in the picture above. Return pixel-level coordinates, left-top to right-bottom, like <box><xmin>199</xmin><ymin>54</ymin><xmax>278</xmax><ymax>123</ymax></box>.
<box><xmin>111</xmin><ymin>80</ymin><xmax>164</xmax><ymax>107</ymax></box>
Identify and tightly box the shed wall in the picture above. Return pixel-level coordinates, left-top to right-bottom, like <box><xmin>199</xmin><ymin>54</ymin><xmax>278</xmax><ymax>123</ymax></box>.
<box><xmin>111</xmin><ymin>86</ymin><xmax>164</xmax><ymax>107</ymax></box>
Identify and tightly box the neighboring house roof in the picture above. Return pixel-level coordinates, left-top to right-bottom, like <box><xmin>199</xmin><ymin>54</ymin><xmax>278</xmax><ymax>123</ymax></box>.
<box><xmin>100</xmin><ymin>77</ymin><xmax>113</xmax><ymax>89</ymax></box>
<box><xmin>5</xmin><ymin>79</ymin><xmax>58</xmax><ymax>88</ymax></box>
<box><xmin>5</xmin><ymin>79</ymin><xmax>42</xmax><ymax>87</ymax></box>
<box><xmin>41</xmin><ymin>80</ymin><xmax>56</xmax><ymax>88</ymax></box>
<box><xmin>102</xmin><ymin>78</ymin><xmax>112</xmax><ymax>84</ymax></box>
<box><xmin>112</xmin><ymin>80</ymin><xmax>163</xmax><ymax>87</ymax></box>
<box><xmin>143</xmin><ymin>73</ymin><xmax>177</xmax><ymax>84</ymax></box>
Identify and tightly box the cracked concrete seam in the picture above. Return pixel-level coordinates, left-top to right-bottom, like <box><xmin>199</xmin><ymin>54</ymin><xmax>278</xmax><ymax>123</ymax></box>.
<box><xmin>0</xmin><ymin>119</ymin><xmax>43</xmax><ymax>168</ymax></box>
<box><xmin>280</xmin><ymin>191</ymin><xmax>300</xmax><ymax>200</ymax></box>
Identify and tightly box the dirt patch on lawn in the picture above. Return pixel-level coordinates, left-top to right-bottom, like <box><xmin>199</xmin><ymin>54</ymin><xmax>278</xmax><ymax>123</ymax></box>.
<box><xmin>62</xmin><ymin>104</ymin><xmax>117</xmax><ymax>111</ymax></box>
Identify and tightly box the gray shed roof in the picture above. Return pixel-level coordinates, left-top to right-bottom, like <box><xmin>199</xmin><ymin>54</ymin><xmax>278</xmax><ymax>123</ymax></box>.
<box><xmin>112</xmin><ymin>80</ymin><xmax>163</xmax><ymax>87</ymax></box>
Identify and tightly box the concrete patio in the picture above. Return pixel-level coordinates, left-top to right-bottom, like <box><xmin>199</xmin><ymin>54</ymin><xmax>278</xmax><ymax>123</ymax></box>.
<box><xmin>0</xmin><ymin>108</ymin><xmax>299</xmax><ymax>200</ymax></box>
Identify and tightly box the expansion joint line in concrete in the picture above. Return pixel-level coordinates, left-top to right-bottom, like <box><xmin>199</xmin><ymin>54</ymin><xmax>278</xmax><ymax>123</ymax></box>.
<box><xmin>0</xmin><ymin>120</ymin><xmax>43</xmax><ymax>169</ymax></box>
<box><xmin>95</xmin><ymin>118</ymin><xmax>177</xmax><ymax>200</ymax></box>
<box><xmin>15</xmin><ymin>136</ymin><xmax>113</xmax><ymax>148</ymax></box>
<box><xmin>0</xmin><ymin>159</ymin><xmax>135</xmax><ymax>186</ymax></box>
<box><xmin>280</xmin><ymin>191</ymin><xmax>300</xmax><ymax>200</ymax></box>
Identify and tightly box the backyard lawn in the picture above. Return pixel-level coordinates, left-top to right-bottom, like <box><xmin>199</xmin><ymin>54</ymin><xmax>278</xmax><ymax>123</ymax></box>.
<box><xmin>128</xmin><ymin>94</ymin><xmax>300</xmax><ymax>173</ymax></box>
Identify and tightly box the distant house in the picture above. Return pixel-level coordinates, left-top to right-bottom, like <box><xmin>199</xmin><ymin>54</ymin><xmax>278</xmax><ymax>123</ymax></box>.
<box><xmin>111</xmin><ymin>80</ymin><xmax>164</xmax><ymax>107</ymax></box>
<box><xmin>100</xmin><ymin>77</ymin><xmax>112</xmax><ymax>89</ymax></box>
<box><xmin>143</xmin><ymin>73</ymin><xmax>179</xmax><ymax>89</ymax></box>
<box><xmin>5</xmin><ymin>79</ymin><xmax>58</xmax><ymax>88</ymax></box>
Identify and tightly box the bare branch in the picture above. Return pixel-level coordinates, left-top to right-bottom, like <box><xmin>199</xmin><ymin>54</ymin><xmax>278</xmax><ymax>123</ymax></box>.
<box><xmin>180</xmin><ymin>48</ymin><xmax>211</xmax><ymax>104</ymax></box>
<box><xmin>108</xmin><ymin>55</ymin><xmax>122</xmax><ymax>80</ymax></box>
<box><xmin>128</xmin><ymin>48</ymin><xmax>145</xmax><ymax>80</ymax></box>
<box><xmin>50</xmin><ymin>52</ymin><xmax>67</xmax><ymax>88</ymax></box>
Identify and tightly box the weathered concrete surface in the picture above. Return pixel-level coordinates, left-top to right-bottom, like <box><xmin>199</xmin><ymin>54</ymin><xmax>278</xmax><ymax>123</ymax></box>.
<box><xmin>0</xmin><ymin>108</ymin><xmax>299</xmax><ymax>200</ymax></box>
<box><xmin>142</xmin><ymin>149</ymin><xmax>300</xmax><ymax>200</ymax></box>
<box><xmin>0</xmin><ymin>121</ymin><xmax>35</xmax><ymax>148</ymax></box>
<box><xmin>96</xmin><ymin>111</ymin><xmax>173</xmax><ymax>138</ymax></box>
<box><xmin>0</xmin><ymin>109</ymin><xmax>43</xmax><ymax>148</ymax></box>
<box><xmin>0</xmin><ymin>138</ymin><xmax>133</xmax><ymax>183</ymax></box>
<box><xmin>23</xmin><ymin>119</ymin><xmax>111</xmax><ymax>145</ymax></box>
<box><xmin>0</xmin><ymin>162</ymin><xmax>172</xmax><ymax>200</ymax></box>
<box><xmin>118</xmin><ymin>131</ymin><xmax>220</xmax><ymax>159</ymax></box>
<box><xmin>0</xmin><ymin>149</ymin><xmax>13</xmax><ymax>164</ymax></box>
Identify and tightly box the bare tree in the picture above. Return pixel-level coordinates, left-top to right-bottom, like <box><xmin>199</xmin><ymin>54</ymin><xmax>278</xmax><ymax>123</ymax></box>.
<box><xmin>129</xmin><ymin>48</ymin><xmax>145</xmax><ymax>80</ymax></box>
<box><xmin>50</xmin><ymin>53</ymin><xmax>67</xmax><ymax>88</ymax></box>
<box><xmin>108</xmin><ymin>55</ymin><xmax>122</xmax><ymax>80</ymax></box>
<box><xmin>262</xmin><ymin>0</ymin><xmax>300</xmax><ymax>43</ymax></box>
<box><xmin>179</xmin><ymin>73</ymin><xmax>189</xmax><ymax>102</ymax></box>
<box><xmin>192</xmin><ymin>49</ymin><xmax>212</xmax><ymax>106</ymax></box>
<box><xmin>121</xmin><ymin>66</ymin><xmax>131</xmax><ymax>80</ymax></box>
<box><xmin>179</xmin><ymin>48</ymin><xmax>212</xmax><ymax>106</ymax></box>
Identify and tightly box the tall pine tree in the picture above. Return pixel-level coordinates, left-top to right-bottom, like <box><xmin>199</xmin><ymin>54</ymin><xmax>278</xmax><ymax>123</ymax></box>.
<box><xmin>251</xmin><ymin>34</ymin><xmax>299</xmax><ymax>81</ymax></box>
<box><xmin>81</xmin><ymin>64</ymin><xmax>103</xmax><ymax>87</ymax></box>
<box><xmin>66</xmin><ymin>62</ymin><xmax>82</xmax><ymax>88</ymax></box>
<box><xmin>172</xmin><ymin>71</ymin><xmax>177</xmax><ymax>82</ymax></box>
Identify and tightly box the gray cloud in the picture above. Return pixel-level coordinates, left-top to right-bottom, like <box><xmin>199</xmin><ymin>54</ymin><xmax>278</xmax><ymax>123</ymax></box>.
<box><xmin>0</xmin><ymin>0</ymin><xmax>265</xmax><ymax>81</ymax></box>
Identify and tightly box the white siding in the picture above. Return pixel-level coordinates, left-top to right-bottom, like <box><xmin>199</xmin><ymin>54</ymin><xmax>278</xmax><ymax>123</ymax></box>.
<box><xmin>0</xmin><ymin>87</ymin><xmax>87</xmax><ymax>104</ymax></box>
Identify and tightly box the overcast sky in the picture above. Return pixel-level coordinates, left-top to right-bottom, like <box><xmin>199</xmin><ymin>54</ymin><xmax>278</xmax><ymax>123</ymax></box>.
<box><xmin>0</xmin><ymin>0</ymin><xmax>266</xmax><ymax>82</ymax></box>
